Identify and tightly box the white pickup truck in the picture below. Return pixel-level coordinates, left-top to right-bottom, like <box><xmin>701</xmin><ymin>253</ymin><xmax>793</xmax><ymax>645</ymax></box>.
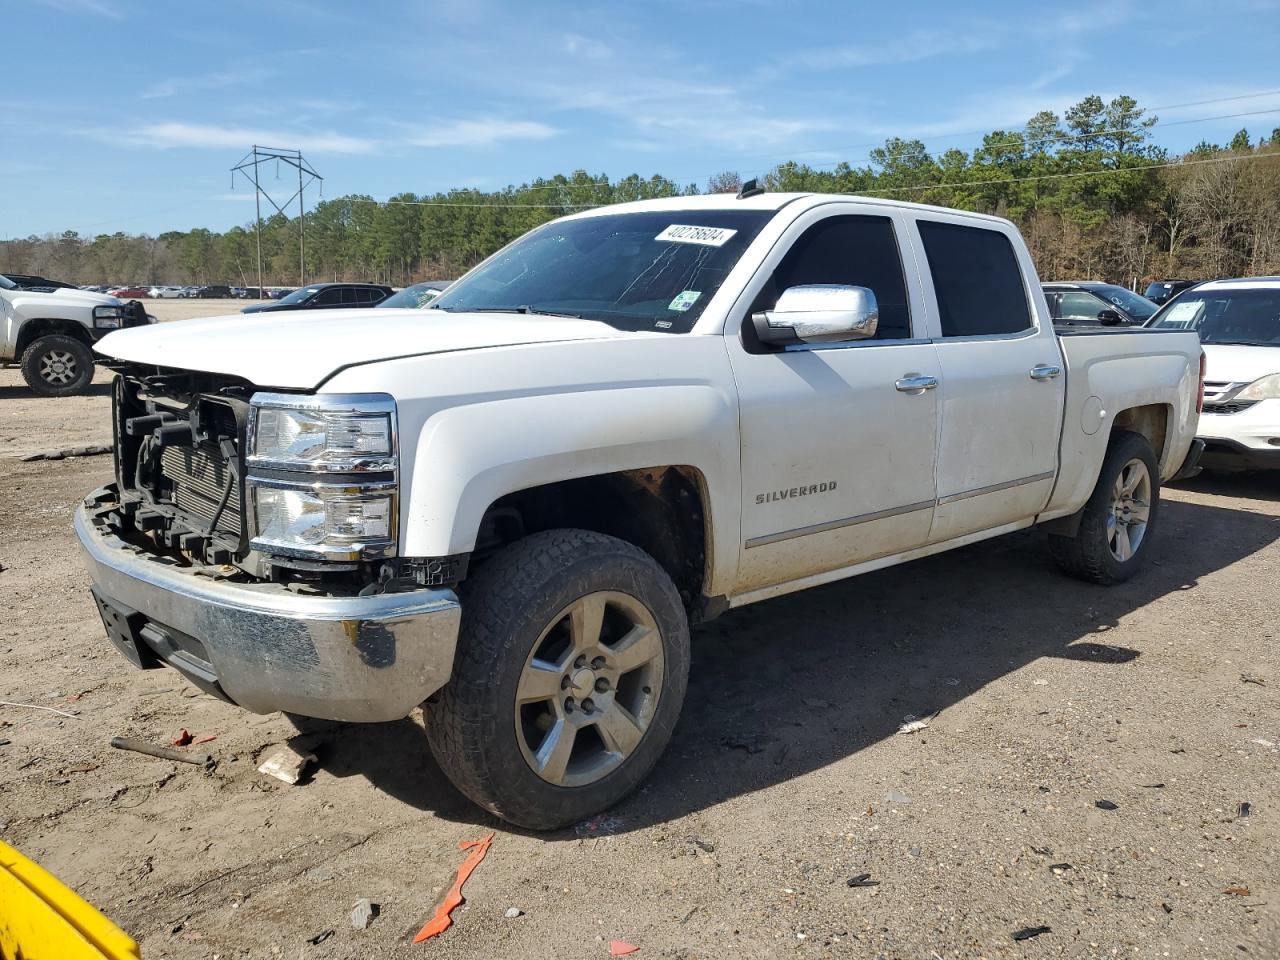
<box><xmin>1</xmin><ymin>274</ymin><xmax>151</xmax><ymax>395</ymax></box>
<box><xmin>75</xmin><ymin>192</ymin><xmax>1204</xmax><ymax>828</ymax></box>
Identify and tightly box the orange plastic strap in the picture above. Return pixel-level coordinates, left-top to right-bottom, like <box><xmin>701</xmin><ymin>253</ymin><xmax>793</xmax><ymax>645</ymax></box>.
<box><xmin>413</xmin><ymin>832</ymin><xmax>495</xmax><ymax>943</ymax></box>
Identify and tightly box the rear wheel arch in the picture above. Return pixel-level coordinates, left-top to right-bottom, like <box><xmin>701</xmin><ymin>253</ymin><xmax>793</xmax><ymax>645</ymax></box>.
<box><xmin>1110</xmin><ymin>403</ymin><xmax>1171</xmax><ymax>471</ymax></box>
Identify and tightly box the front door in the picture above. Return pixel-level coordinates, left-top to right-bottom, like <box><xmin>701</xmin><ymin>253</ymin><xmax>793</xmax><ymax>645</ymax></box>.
<box><xmin>728</xmin><ymin>207</ymin><xmax>941</xmax><ymax>596</ymax></box>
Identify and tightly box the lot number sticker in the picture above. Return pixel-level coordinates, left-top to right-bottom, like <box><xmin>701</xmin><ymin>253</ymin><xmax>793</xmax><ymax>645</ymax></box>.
<box><xmin>655</xmin><ymin>224</ymin><xmax>738</xmax><ymax>247</ymax></box>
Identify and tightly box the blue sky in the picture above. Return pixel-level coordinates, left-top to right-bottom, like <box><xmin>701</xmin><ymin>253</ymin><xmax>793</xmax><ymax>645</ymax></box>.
<box><xmin>5</xmin><ymin>0</ymin><xmax>1280</xmax><ymax>237</ymax></box>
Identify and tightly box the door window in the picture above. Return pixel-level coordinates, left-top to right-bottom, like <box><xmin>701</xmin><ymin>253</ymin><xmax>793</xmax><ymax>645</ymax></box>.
<box><xmin>1057</xmin><ymin>291</ymin><xmax>1108</xmax><ymax>321</ymax></box>
<box><xmin>917</xmin><ymin>221</ymin><xmax>1032</xmax><ymax>337</ymax></box>
<box><xmin>765</xmin><ymin>215</ymin><xmax>913</xmax><ymax>340</ymax></box>
<box><xmin>312</xmin><ymin>287</ymin><xmax>345</xmax><ymax>306</ymax></box>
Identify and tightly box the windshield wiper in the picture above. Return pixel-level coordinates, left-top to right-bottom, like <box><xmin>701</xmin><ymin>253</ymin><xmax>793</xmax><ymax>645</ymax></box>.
<box><xmin>433</xmin><ymin>304</ymin><xmax>585</xmax><ymax>319</ymax></box>
<box><xmin>1204</xmin><ymin>339</ymin><xmax>1276</xmax><ymax>347</ymax></box>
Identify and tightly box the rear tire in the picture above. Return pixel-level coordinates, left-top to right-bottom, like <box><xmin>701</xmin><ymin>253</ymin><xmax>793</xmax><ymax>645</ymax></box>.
<box><xmin>1048</xmin><ymin>429</ymin><xmax>1160</xmax><ymax>584</ymax></box>
<box><xmin>425</xmin><ymin>529</ymin><xmax>690</xmax><ymax>830</ymax></box>
<box><xmin>20</xmin><ymin>334</ymin><xmax>95</xmax><ymax>397</ymax></box>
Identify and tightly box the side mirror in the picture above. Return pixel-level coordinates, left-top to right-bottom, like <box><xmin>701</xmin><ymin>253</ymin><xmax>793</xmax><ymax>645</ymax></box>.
<box><xmin>1097</xmin><ymin>308</ymin><xmax>1124</xmax><ymax>326</ymax></box>
<box><xmin>754</xmin><ymin>284</ymin><xmax>879</xmax><ymax>346</ymax></box>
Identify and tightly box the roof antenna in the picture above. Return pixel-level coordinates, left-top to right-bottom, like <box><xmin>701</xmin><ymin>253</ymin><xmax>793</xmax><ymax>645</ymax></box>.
<box><xmin>737</xmin><ymin>177</ymin><xmax>765</xmax><ymax>199</ymax></box>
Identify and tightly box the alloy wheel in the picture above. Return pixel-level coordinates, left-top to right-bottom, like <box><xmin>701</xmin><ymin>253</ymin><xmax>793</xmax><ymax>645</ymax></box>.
<box><xmin>1107</xmin><ymin>458</ymin><xmax>1151</xmax><ymax>562</ymax></box>
<box><xmin>38</xmin><ymin>350</ymin><xmax>78</xmax><ymax>386</ymax></box>
<box><xmin>515</xmin><ymin>591</ymin><xmax>664</xmax><ymax>788</ymax></box>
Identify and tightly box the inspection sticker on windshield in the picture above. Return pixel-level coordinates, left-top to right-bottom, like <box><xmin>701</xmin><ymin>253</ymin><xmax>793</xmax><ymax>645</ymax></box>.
<box><xmin>668</xmin><ymin>290</ymin><xmax>702</xmax><ymax>312</ymax></box>
<box><xmin>655</xmin><ymin>224</ymin><xmax>738</xmax><ymax>247</ymax></box>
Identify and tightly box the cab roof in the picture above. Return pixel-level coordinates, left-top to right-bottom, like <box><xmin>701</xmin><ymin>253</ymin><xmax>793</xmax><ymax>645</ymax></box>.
<box><xmin>565</xmin><ymin>191</ymin><xmax>1013</xmax><ymax>225</ymax></box>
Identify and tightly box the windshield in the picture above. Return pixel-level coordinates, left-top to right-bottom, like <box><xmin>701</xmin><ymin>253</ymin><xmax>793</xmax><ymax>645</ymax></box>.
<box><xmin>277</xmin><ymin>286</ymin><xmax>321</xmax><ymax>305</ymax></box>
<box><xmin>429</xmin><ymin>209</ymin><xmax>774</xmax><ymax>333</ymax></box>
<box><xmin>1149</xmin><ymin>287</ymin><xmax>1280</xmax><ymax>345</ymax></box>
<box><xmin>1091</xmin><ymin>284</ymin><xmax>1157</xmax><ymax>319</ymax></box>
<box><xmin>380</xmin><ymin>282</ymin><xmax>445</xmax><ymax>309</ymax></box>
<box><xmin>0</xmin><ymin>274</ymin><xmax>15</xmax><ymax>291</ymax></box>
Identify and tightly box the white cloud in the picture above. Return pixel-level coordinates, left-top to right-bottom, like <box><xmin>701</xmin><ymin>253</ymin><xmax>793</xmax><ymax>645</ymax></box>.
<box><xmin>563</xmin><ymin>33</ymin><xmax>612</xmax><ymax>60</ymax></box>
<box><xmin>33</xmin><ymin>0</ymin><xmax>122</xmax><ymax>17</ymax></box>
<box><xmin>130</xmin><ymin>122</ymin><xmax>377</xmax><ymax>154</ymax></box>
<box><xmin>784</xmin><ymin>29</ymin><xmax>999</xmax><ymax>71</ymax></box>
<box><xmin>407</xmin><ymin>119</ymin><xmax>557</xmax><ymax>148</ymax></box>
<box><xmin>142</xmin><ymin>70</ymin><xmax>264</xmax><ymax>100</ymax></box>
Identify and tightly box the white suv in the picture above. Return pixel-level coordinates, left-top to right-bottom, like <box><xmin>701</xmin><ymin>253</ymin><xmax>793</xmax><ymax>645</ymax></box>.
<box><xmin>1149</xmin><ymin>277</ymin><xmax>1280</xmax><ymax>470</ymax></box>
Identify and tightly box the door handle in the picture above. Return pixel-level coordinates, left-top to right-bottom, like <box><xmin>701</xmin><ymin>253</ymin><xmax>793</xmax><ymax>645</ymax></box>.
<box><xmin>1030</xmin><ymin>364</ymin><xmax>1062</xmax><ymax>381</ymax></box>
<box><xmin>895</xmin><ymin>374</ymin><xmax>939</xmax><ymax>393</ymax></box>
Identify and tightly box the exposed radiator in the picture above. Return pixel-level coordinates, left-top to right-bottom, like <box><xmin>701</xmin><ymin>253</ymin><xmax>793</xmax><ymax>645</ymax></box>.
<box><xmin>160</xmin><ymin>445</ymin><xmax>242</xmax><ymax>536</ymax></box>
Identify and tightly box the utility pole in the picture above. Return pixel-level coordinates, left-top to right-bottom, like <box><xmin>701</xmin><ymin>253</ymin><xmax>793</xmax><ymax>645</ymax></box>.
<box><xmin>230</xmin><ymin>146</ymin><xmax>322</xmax><ymax>291</ymax></box>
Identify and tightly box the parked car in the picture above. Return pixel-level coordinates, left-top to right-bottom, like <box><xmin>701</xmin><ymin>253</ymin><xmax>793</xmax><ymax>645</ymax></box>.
<box><xmin>198</xmin><ymin>285</ymin><xmax>233</xmax><ymax>298</ymax></box>
<box><xmin>1042</xmin><ymin>282</ymin><xmax>1159</xmax><ymax>327</ymax></box>
<box><xmin>377</xmin><ymin>281</ymin><xmax>452</xmax><ymax>308</ymax></box>
<box><xmin>240</xmin><ymin>282</ymin><xmax>393</xmax><ymax>313</ymax></box>
<box><xmin>111</xmin><ymin>286</ymin><xmax>151</xmax><ymax>299</ymax></box>
<box><xmin>77</xmin><ymin>193</ymin><xmax>1202</xmax><ymax>829</ymax></box>
<box><xmin>3</xmin><ymin>273</ymin><xmax>78</xmax><ymax>292</ymax></box>
<box><xmin>1143</xmin><ymin>279</ymin><xmax>1201</xmax><ymax>305</ymax></box>
<box><xmin>1148</xmin><ymin>276</ymin><xmax>1280</xmax><ymax>470</ymax></box>
<box><xmin>148</xmin><ymin>286</ymin><xmax>182</xmax><ymax>299</ymax></box>
<box><xmin>0</xmin><ymin>273</ymin><xmax>152</xmax><ymax>395</ymax></box>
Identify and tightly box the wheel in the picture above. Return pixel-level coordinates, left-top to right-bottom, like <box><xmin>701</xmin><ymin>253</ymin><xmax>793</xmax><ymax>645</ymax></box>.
<box><xmin>1048</xmin><ymin>429</ymin><xmax>1160</xmax><ymax>584</ymax></box>
<box><xmin>20</xmin><ymin>335</ymin><xmax>95</xmax><ymax>397</ymax></box>
<box><xmin>425</xmin><ymin>529</ymin><xmax>690</xmax><ymax>830</ymax></box>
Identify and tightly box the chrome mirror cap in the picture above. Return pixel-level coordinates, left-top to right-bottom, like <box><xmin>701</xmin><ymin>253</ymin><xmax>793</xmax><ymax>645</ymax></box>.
<box><xmin>754</xmin><ymin>284</ymin><xmax>880</xmax><ymax>345</ymax></box>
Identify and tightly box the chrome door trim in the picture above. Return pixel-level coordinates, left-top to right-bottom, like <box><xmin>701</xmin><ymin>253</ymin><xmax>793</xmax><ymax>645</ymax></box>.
<box><xmin>936</xmin><ymin>471</ymin><xmax>1055</xmax><ymax>506</ymax></box>
<box><xmin>745</xmin><ymin>499</ymin><xmax>935</xmax><ymax>549</ymax></box>
<box><xmin>895</xmin><ymin>374</ymin><xmax>939</xmax><ymax>392</ymax></box>
<box><xmin>1030</xmin><ymin>363</ymin><xmax>1063</xmax><ymax>381</ymax></box>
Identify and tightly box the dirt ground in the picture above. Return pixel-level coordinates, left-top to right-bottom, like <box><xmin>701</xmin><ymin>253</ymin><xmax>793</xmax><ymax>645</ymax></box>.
<box><xmin>1</xmin><ymin>348</ymin><xmax>1278</xmax><ymax>959</ymax></box>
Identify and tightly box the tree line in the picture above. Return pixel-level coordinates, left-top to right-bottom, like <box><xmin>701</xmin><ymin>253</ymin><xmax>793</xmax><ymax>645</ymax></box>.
<box><xmin>5</xmin><ymin>95</ymin><xmax>1279</xmax><ymax>290</ymax></box>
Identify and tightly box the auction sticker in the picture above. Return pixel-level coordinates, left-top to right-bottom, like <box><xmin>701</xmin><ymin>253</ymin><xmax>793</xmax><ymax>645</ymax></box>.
<box><xmin>655</xmin><ymin>224</ymin><xmax>738</xmax><ymax>247</ymax></box>
<box><xmin>668</xmin><ymin>290</ymin><xmax>702</xmax><ymax>312</ymax></box>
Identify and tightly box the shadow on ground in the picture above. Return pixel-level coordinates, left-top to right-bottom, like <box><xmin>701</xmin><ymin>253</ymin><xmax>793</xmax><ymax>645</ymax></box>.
<box><xmin>0</xmin><ymin>382</ymin><xmax>112</xmax><ymax>400</ymax></box>
<box><xmin>313</xmin><ymin>491</ymin><xmax>1280</xmax><ymax>833</ymax></box>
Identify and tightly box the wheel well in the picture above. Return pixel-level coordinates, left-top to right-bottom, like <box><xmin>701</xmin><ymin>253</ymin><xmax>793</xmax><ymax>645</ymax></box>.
<box><xmin>16</xmin><ymin>319</ymin><xmax>93</xmax><ymax>357</ymax></box>
<box><xmin>474</xmin><ymin>467</ymin><xmax>710</xmax><ymax>618</ymax></box>
<box><xmin>1111</xmin><ymin>404</ymin><xmax>1170</xmax><ymax>467</ymax></box>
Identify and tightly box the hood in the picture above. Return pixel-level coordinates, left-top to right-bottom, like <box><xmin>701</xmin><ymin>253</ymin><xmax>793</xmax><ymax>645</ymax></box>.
<box><xmin>6</xmin><ymin>286</ymin><xmax>120</xmax><ymax>308</ymax></box>
<box><xmin>94</xmin><ymin>307</ymin><xmax>639</xmax><ymax>389</ymax></box>
<box><xmin>1202</xmin><ymin>343</ymin><xmax>1280</xmax><ymax>384</ymax></box>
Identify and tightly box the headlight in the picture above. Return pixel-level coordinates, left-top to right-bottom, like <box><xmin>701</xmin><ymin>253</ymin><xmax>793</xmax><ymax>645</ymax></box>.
<box><xmin>93</xmin><ymin>305</ymin><xmax>124</xmax><ymax>329</ymax></box>
<box><xmin>1234</xmin><ymin>373</ymin><xmax>1280</xmax><ymax>402</ymax></box>
<box><xmin>250</xmin><ymin>481</ymin><xmax>395</xmax><ymax>560</ymax></box>
<box><xmin>246</xmin><ymin>393</ymin><xmax>398</xmax><ymax>561</ymax></box>
<box><xmin>248</xmin><ymin>393</ymin><xmax>395</xmax><ymax>471</ymax></box>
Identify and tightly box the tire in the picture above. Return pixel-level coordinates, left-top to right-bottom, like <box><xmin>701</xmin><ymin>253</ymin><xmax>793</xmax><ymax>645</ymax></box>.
<box><xmin>20</xmin><ymin>335</ymin><xmax>95</xmax><ymax>397</ymax></box>
<box><xmin>425</xmin><ymin>529</ymin><xmax>690</xmax><ymax>830</ymax></box>
<box><xmin>1048</xmin><ymin>429</ymin><xmax>1160</xmax><ymax>585</ymax></box>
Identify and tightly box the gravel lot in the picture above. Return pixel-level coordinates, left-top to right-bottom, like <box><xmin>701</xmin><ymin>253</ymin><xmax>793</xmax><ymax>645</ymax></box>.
<box><xmin>0</xmin><ymin>314</ymin><xmax>1277</xmax><ymax>958</ymax></box>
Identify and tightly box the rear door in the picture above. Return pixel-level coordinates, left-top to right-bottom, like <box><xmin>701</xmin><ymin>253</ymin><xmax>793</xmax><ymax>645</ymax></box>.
<box><xmin>907</xmin><ymin>215</ymin><xmax>1065</xmax><ymax>543</ymax></box>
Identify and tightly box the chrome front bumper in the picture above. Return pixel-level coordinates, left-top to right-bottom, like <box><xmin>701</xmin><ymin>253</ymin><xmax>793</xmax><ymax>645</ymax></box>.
<box><xmin>74</xmin><ymin>489</ymin><xmax>461</xmax><ymax>722</ymax></box>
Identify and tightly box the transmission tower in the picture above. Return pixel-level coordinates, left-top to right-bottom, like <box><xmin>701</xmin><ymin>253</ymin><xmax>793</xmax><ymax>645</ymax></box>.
<box><xmin>230</xmin><ymin>146</ymin><xmax>323</xmax><ymax>294</ymax></box>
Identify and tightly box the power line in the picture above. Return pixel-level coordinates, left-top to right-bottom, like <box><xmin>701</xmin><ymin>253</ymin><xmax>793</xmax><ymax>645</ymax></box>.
<box><xmin>859</xmin><ymin>148</ymin><xmax>1280</xmax><ymax>196</ymax></box>
<box><xmin>427</xmin><ymin>98</ymin><xmax>1280</xmax><ymax>197</ymax></box>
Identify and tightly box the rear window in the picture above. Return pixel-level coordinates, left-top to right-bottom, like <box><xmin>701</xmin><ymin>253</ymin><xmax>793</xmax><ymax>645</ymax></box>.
<box><xmin>917</xmin><ymin>221</ymin><xmax>1032</xmax><ymax>337</ymax></box>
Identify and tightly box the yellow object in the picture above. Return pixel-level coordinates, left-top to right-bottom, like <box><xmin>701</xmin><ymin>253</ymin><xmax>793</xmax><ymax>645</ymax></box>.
<box><xmin>0</xmin><ymin>840</ymin><xmax>140</xmax><ymax>960</ymax></box>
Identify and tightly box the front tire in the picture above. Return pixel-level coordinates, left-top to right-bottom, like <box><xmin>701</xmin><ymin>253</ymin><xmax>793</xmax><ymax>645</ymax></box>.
<box><xmin>20</xmin><ymin>335</ymin><xmax>95</xmax><ymax>397</ymax></box>
<box><xmin>1048</xmin><ymin>429</ymin><xmax>1160</xmax><ymax>584</ymax></box>
<box><xmin>425</xmin><ymin>529</ymin><xmax>690</xmax><ymax>830</ymax></box>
